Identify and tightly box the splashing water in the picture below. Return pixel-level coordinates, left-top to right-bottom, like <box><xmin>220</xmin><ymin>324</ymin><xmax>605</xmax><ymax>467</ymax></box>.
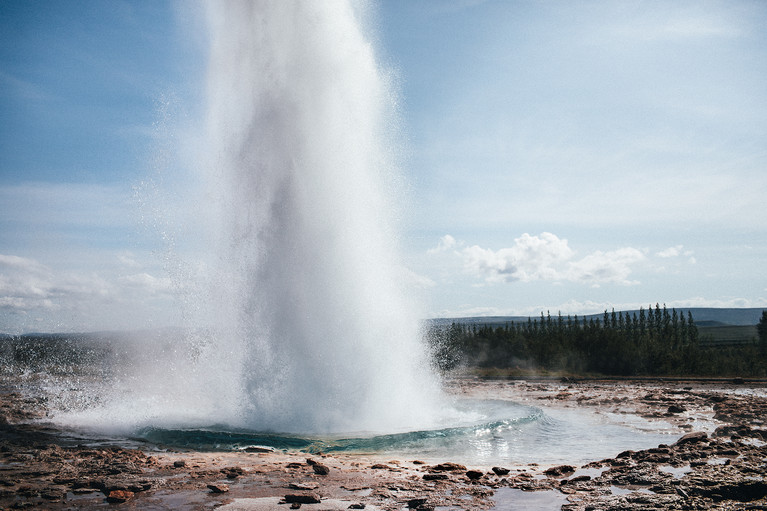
<box><xmin>54</xmin><ymin>0</ymin><xmax>444</xmax><ymax>436</ymax></box>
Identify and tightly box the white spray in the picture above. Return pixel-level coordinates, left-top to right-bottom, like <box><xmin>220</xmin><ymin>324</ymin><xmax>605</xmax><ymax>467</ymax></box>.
<box><xmin>138</xmin><ymin>0</ymin><xmax>439</xmax><ymax>436</ymax></box>
<box><xmin>54</xmin><ymin>0</ymin><xmax>442</xmax><ymax>436</ymax></box>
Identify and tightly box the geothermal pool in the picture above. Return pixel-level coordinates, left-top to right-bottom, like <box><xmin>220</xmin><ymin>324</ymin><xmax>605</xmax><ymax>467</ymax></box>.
<box><xmin>135</xmin><ymin>396</ymin><xmax>674</xmax><ymax>467</ymax></box>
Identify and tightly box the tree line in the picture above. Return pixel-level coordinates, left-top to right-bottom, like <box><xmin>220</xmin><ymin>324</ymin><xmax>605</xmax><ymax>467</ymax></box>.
<box><xmin>427</xmin><ymin>305</ymin><xmax>767</xmax><ymax>377</ymax></box>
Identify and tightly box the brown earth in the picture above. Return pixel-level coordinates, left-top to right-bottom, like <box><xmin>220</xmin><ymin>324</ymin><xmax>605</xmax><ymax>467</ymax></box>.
<box><xmin>0</xmin><ymin>377</ymin><xmax>765</xmax><ymax>510</ymax></box>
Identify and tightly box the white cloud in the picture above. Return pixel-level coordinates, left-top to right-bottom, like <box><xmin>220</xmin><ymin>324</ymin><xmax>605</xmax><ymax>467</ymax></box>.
<box><xmin>0</xmin><ymin>253</ymin><xmax>178</xmax><ymax>333</ymax></box>
<box><xmin>427</xmin><ymin>234</ymin><xmax>458</xmax><ymax>254</ymax></box>
<box><xmin>567</xmin><ymin>247</ymin><xmax>645</xmax><ymax>286</ymax></box>
<box><xmin>461</xmin><ymin>232</ymin><xmax>573</xmax><ymax>283</ymax></box>
<box><xmin>657</xmin><ymin>245</ymin><xmax>683</xmax><ymax>258</ymax></box>
<box><xmin>433</xmin><ymin>233</ymin><xmax>646</xmax><ymax>286</ymax></box>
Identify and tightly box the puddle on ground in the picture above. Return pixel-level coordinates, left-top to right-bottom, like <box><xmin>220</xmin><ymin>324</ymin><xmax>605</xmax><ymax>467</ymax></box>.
<box><xmin>659</xmin><ymin>464</ymin><xmax>692</xmax><ymax>479</ymax></box>
<box><xmin>491</xmin><ymin>487</ymin><xmax>568</xmax><ymax>510</ymax></box>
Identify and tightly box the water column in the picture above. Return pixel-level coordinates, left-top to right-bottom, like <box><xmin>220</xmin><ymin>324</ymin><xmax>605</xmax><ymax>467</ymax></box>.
<box><xmin>198</xmin><ymin>0</ymin><xmax>442</xmax><ymax>434</ymax></box>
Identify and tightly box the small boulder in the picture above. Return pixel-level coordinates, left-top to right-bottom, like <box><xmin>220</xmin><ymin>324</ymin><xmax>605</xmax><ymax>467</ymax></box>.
<box><xmin>544</xmin><ymin>465</ymin><xmax>576</xmax><ymax>478</ymax></box>
<box><xmin>465</xmin><ymin>470</ymin><xmax>484</xmax><ymax>480</ymax></box>
<box><xmin>106</xmin><ymin>490</ymin><xmax>134</xmax><ymax>503</ymax></box>
<box><xmin>285</xmin><ymin>493</ymin><xmax>321</xmax><ymax>504</ymax></box>
<box><xmin>492</xmin><ymin>466</ymin><xmax>510</xmax><ymax>476</ymax></box>
<box><xmin>312</xmin><ymin>463</ymin><xmax>330</xmax><ymax>475</ymax></box>
<box><xmin>207</xmin><ymin>484</ymin><xmax>229</xmax><ymax>493</ymax></box>
<box><xmin>675</xmin><ymin>431</ymin><xmax>708</xmax><ymax>446</ymax></box>
<box><xmin>407</xmin><ymin>498</ymin><xmax>427</xmax><ymax>508</ymax></box>
<box><xmin>428</xmin><ymin>462</ymin><xmax>466</xmax><ymax>472</ymax></box>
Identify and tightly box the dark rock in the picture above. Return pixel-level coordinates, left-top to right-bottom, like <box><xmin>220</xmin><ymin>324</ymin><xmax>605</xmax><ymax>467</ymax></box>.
<box><xmin>173</xmin><ymin>460</ymin><xmax>186</xmax><ymax>468</ymax></box>
<box><xmin>427</xmin><ymin>462</ymin><xmax>466</xmax><ymax>472</ymax></box>
<box><xmin>127</xmin><ymin>482</ymin><xmax>152</xmax><ymax>492</ymax></box>
<box><xmin>312</xmin><ymin>463</ymin><xmax>330</xmax><ymax>475</ymax></box>
<box><xmin>407</xmin><ymin>498</ymin><xmax>428</xmax><ymax>508</ymax></box>
<box><xmin>667</xmin><ymin>405</ymin><xmax>686</xmax><ymax>414</ymax></box>
<box><xmin>223</xmin><ymin>466</ymin><xmax>245</xmax><ymax>479</ymax></box>
<box><xmin>71</xmin><ymin>488</ymin><xmax>99</xmax><ymax>495</ymax></box>
<box><xmin>422</xmin><ymin>473</ymin><xmax>448</xmax><ymax>481</ymax></box>
<box><xmin>492</xmin><ymin>466</ymin><xmax>510</xmax><ymax>475</ymax></box>
<box><xmin>348</xmin><ymin>504</ymin><xmax>365</xmax><ymax>509</ymax></box>
<box><xmin>544</xmin><ymin>465</ymin><xmax>576</xmax><ymax>477</ymax></box>
<box><xmin>675</xmin><ymin>431</ymin><xmax>708</xmax><ymax>445</ymax></box>
<box><xmin>207</xmin><ymin>483</ymin><xmax>229</xmax><ymax>493</ymax></box>
<box><xmin>694</xmin><ymin>480</ymin><xmax>767</xmax><ymax>502</ymax></box>
<box><xmin>465</xmin><ymin>470</ymin><xmax>484</xmax><ymax>480</ymax></box>
<box><xmin>40</xmin><ymin>488</ymin><xmax>65</xmax><ymax>500</ymax></box>
<box><xmin>243</xmin><ymin>446</ymin><xmax>274</xmax><ymax>453</ymax></box>
<box><xmin>370</xmin><ymin>464</ymin><xmax>390</xmax><ymax>469</ymax></box>
<box><xmin>285</xmin><ymin>493</ymin><xmax>321</xmax><ymax>504</ymax></box>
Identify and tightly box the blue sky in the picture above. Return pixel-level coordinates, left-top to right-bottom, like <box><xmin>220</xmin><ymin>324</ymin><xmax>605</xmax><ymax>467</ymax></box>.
<box><xmin>1</xmin><ymin>0</ymin><xmax>766</xmax><ymax>333</ymax></box>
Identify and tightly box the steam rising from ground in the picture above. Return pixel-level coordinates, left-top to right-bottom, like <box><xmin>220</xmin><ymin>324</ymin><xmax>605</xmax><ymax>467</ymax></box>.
<box><xmin>56</xmin><ymin>1</ymin><xmax>443</xmax><ymax>435</ymax></box>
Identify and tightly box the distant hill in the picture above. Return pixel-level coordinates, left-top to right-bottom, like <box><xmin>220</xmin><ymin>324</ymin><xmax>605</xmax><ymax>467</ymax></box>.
<box><xmin>431</xmin><ymin>307</ymin><xmax>765</xmax><ymax>327</ymax></box>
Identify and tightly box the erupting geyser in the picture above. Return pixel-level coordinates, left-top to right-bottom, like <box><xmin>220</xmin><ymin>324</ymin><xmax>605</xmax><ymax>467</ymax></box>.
<box><xmin>67</xmin><ymin>0</ymin><xmax>443</xmax><ymax>436</ymax></box>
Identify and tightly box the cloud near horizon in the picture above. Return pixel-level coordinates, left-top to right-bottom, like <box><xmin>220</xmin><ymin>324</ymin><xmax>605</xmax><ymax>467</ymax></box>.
<box><xmin>0</xmin><ymin>253</ymin><xmax>176</xmax><ymax>333</ymax></box>
<box><xmin>431</xmin><ymin>232</ymin><xmax>646</xmax><ymax>286</ymax></box>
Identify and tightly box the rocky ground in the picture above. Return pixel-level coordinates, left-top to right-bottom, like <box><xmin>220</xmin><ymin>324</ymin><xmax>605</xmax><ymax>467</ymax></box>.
<box><xmin>0</xmin><ymin>377</ymin><xmax>765</xmax><ymax>510</ymax></box>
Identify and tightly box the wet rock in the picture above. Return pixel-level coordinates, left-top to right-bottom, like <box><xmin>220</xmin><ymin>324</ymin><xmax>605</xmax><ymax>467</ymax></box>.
<box><xmin>690</xmin><ymin>480</ymin><xmax>767</xmax><ymax>502</ymax></box>
<box><xmin>370</xmin><ymin>464</ymin><xmax>390</xmax><ymax>469</ymax></box>
<box><xmin>427</xmin><ymin>462</ymin><xmax>466</xmax><ymax>472</ymax></box>
<box><xmin>173</xmin><ymin>460</ymin><xmax>186</xmax><ymax>468</ymax></box>
<box><xmin>348</xmin><ymin>504</ymin><xmax>365</xmax><ymax>509</ymax></box>
<box><xmin>407</xmin><ymin>497</ymin><xmax>427</xmax><ymax>508</ymax></box>
<box><xmin>207</xmin><ymin>483</ymin><xmax>229</xmax><ymax>493</ymax></box>
<box><xmin>544</xmin><ymin>465</ymin><xmax>576</xmax><ymax>477</ymax></box>
<box><xmin>243</xmin><ymin>446</ymin><xmax>274</xmax><ymax>453</ymax></box>
<box><xmin>423</xmin><ymin>473</ymin><xmax>448</xmax><ymax>481</ymax></box>
<box><xmin>285</xmin><ymin>493</ymin><xmax>321</xmax><ymax>504</ymax></box>
<box><xmin>40</xmin><ymin>487</ymin><xmax>66</xmax><ymax>500</ymax></box>
<box><xmin>106</xmin><ymin>489</ymin><xmax>134</xmax><ymax>503</ymax></box>
<box><xmin>127</xmin><ymin>481</ymin><xmax>152</xmax><ymax>492</ymax></box>
<box><xmin>667</xmin><ymin>404</ymin><xmax>686</xmax><ymax>414</ymax></box>
<box><xmin>312</xmin><ymin>463</ymin><xmax>330</xmax><ymax>475</ymax></box>
<box><xmin>223</xmin><ymin>466</ymin><xmax>245</xmax><ymax>479</ymax></box>
<box><xmin>465</xmin><ymin>470</ymin><xmax>484</xmax><ymax>480</ymax></box>
<box><xmin>492</xmin><ymin>466</ymin><xmax>510</xmax><ymax>475</ymax></box>
<box><xmin>674</xmin><ymin>431</ymin><xmax>708</xmax><ymax>445</ymax></box>
<box><xmin>71</xmin><ymin>488</ymin><xmax>99</xmax><ymax>495</ymax></box>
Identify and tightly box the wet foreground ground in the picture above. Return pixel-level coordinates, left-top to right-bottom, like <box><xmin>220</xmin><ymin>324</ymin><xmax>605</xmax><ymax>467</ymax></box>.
<box><xmin>1</xmin><ymin>377</ymin><xmax>766</xmax><ymax>510</ymax></box>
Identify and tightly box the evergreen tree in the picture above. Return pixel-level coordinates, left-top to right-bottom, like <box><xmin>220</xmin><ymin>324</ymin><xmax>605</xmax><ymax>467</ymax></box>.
<box><xmin>757</xmin><ymin>311</ymin><xmax>767</xmax><ymax>355</ymax></box>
